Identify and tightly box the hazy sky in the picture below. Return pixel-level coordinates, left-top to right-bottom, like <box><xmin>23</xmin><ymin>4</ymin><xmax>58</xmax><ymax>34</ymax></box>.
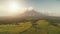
<box><xmin>24</xmin><ymin>0</ymin><xmax>60</xmax><ymax>16</ymax></box>
<box><xmin>0</xmin><ymin>0</ymin><xmax>60</xmax><ymax>16</ymax></box>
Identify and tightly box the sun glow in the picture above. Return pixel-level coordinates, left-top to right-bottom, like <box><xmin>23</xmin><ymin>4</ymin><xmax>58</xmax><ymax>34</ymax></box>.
<box><xmin>9</xmin><ymin>3</ymin><xmax>18</xmax><ymax>10</ymax></box>
<box><xmin>8</xmin><ymin>2</ymin><xmax>27</xmax><ymax>16</ymax></box>
<box><xmin>7</xmin><ymin>2</ymin><xmax>19</xmax><ymax>16</ymax></box>
<box><xmin>8</xmin><ymin>2</ymin><xmax>18</xmax><ymax>11</ymax></box>
<box><xmin>8</xmin><ymin>1</ymin><xmax>25</xmax><ymax>16</ymax></box>
<box><xmin>0</xmin><ymin>1</ymin><xmax>28</xmax><ymax>17</ymax></box>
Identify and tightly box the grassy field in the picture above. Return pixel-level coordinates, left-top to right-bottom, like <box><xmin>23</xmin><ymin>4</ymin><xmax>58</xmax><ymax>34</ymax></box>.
<box><xmin>0</xmin><ymin>20</ymin><xmax>60</xmax><ymax>34</ymax></box>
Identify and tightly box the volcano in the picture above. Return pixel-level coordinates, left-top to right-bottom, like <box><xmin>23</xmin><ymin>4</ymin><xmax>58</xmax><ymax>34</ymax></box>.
<box><xmin>0</xmin><ymin>9</ymin><xmax>60</xmax><ymax>25</ymax></box>
<box><xmin>0</xmin><ymin>9</ymin><xmax>46</xmax><ymax>24</ymax></box>
<box><xmin>17</xmin><ymin>9</ymin><xmax>46</xmax><ymax>20</ymax></box>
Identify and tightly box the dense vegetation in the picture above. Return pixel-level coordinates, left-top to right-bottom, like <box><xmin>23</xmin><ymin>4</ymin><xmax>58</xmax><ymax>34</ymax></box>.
<box><xmin>0</xmin><ymin>20</ymin><xmax>60</xmax><ymax>34</ymax></box>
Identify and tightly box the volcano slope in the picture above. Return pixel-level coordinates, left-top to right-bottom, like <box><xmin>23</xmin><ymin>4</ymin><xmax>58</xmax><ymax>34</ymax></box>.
<box><xmin>0</xmin><ymin>10</ymin><xmax>60</xmax><ymax>27</ymax></box>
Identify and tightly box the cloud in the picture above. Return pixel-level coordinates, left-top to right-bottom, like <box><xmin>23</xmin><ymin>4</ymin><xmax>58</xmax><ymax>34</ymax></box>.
<box><xmin>28</xmin><ymin>6</ymin><xmax>34</xmax><ymax>10</ymax></box>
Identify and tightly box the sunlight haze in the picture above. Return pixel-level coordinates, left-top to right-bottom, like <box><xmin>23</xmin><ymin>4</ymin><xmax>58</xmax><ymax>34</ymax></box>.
<box><xmin>0</xmin><ymin>0</ymin><xmax>60</xmax><ymax>17</ymax></box>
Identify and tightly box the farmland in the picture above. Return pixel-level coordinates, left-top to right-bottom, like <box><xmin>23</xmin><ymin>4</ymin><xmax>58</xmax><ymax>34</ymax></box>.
<box><xmin>0</xmin><ymin>20</ymin><xmax>60</xmax><ymax>34</ymax></box>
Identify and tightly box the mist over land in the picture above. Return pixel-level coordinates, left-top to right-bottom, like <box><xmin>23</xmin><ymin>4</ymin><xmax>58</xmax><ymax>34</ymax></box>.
<box><xmin>0</xmin><ymin>0</ymin><xmax>60</xmax><ymax>34</ymax></box>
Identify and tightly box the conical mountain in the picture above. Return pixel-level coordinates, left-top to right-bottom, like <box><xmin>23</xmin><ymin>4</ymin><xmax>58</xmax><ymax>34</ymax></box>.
<box><xmin>17</xmin><ymin>9</ymin><xmax>46</xmax><ymax>20</ymax></box>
